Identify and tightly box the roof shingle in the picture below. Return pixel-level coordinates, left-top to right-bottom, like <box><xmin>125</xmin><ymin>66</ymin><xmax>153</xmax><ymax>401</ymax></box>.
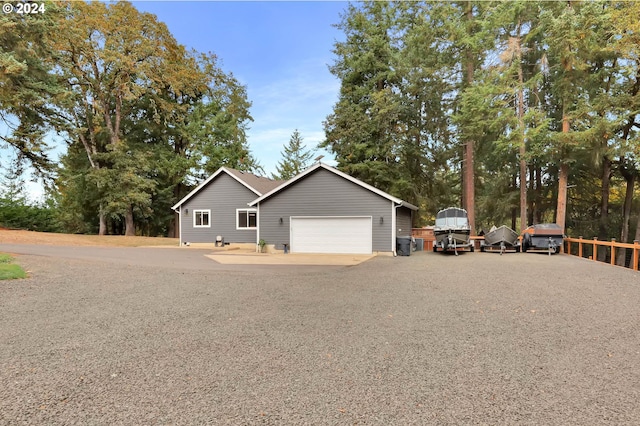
<box><xmin>225</xmin><ymin>168</ymin><xmax>283</xmax><ymax>194</ymax></box>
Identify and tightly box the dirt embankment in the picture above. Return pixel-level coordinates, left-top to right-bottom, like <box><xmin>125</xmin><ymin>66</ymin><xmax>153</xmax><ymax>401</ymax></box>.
<box><xmin>0</xmin><ymin>229</ymin><xmax>178</xmax><ymax>247</ymax></box>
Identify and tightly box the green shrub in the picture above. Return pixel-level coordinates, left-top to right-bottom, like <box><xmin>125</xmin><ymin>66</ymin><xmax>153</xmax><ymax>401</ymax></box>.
<box><xmin>0</xmin><ymin>197</ymin><xmax>62</xmax><ymax>232</ymax></box>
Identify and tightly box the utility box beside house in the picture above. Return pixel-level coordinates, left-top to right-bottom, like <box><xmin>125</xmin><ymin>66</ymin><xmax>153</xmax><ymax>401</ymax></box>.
<box><xmin>412</xmin><ymin>227</ymin><xmax>435</xmax><ymax>251</ymax></box>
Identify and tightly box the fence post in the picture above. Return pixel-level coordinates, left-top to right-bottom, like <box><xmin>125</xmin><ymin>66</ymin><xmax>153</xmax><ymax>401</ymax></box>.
<box><xmin>566</xmin><ymin>238</ymin><xmax>571</xmax><ymax>255</ymax></box>
<box><xmin>592</xmin><ymin>237</ymin><xmax>597</xmax><ymax>261</ymax></box>
<box><xmin>634</xmin><ymin>240</ymin><xmax>639</xmax><ymax>272</ymax></box>
<box><xmin>578</xmin><ymin>236</ymin><xmax>583</xmax><ymax>258</ymax></box>
<box><xmin>610</xmin><ymin>238</ymin><xmax>616</xmax><ymax>265</ymax></box>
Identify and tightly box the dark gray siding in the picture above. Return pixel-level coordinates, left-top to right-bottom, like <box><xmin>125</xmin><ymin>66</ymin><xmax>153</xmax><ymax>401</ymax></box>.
<box><xmin>396</xmin><ymin>207</ymin><xmax>413</xmax><ymax>237</ymax></box>
<box><xmin>180</xmin><ymin>173</ymin><xmax>257</xmax><ymax>244</ymax></box>
<box><xmin>258</xmin><ymin>168</ymin><xmax>394</xmax><ymax>252</ymax></box>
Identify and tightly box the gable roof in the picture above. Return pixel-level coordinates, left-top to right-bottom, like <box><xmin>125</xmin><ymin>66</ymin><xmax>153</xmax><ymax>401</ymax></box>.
<box><xmin>248</xmin><ymin>162</ymin><xmax>418</xmax><ymax>210</ymax></box>
<box><xmin>224</xmin><ymin>168</ymin><xmax>283</xmax><ymax>195</ymax></box>
<box><xmin>171</xmin><ymin>167</ymin><xmax>283</xmax><ymax>210</ymax></box>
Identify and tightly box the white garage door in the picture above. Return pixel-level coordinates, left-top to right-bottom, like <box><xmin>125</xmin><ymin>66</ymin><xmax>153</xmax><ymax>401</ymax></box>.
<box><xmin>290</xmin><ymin>216</ymin><xmax>372</xmax><ymax>254</ymax></box>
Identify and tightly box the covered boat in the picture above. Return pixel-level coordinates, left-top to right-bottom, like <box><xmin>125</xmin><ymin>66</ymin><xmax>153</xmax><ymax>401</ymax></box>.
<box><xmin>481</xmin><ymin>225</ymin><xmax>519</xmax><ymax>254</ymax></box>
<box><xmin>433</xmin><ymin>207</ymin><xmax>473</xmax><ymax>254</ymax></box>
<box><xmin>521</xmin><ymin>223</ymin><xmax>564</xmax><ymax>255</ymax></box>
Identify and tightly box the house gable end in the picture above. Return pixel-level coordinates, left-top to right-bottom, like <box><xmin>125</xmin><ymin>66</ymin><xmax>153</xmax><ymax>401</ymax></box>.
<box><xmin>179</xmin><ymin>173</ymin><xmax>259</xmax><ymax>244</ymax></box>
<box><xmin>173</xmin><ymin>167</ymin><xmax>280</xmax><ymax>210</ymax></box>
<box><xmin>257</xmin><ymin>167</ymin><xmax>395</xmax><ymax>251</ymax></box>
<box><xmin>249</xmin><ymin>163</ymin><xmax>417</xmax><ymax>210</ymax></box>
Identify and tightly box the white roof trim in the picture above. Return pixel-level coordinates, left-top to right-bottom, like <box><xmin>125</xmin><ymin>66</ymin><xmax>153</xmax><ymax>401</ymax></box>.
<box><xmin>248</xmin><ymin>162</ymin><xmax>418</xmax><ymax>210</ymax></box>
<box><xmin>171</xmin><ymin>167</ymin><xmax>262</xmax><ymax>210</ymax></box>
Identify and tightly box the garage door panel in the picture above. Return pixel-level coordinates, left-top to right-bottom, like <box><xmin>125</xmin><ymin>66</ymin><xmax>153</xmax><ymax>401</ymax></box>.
<box><xmin>291</xmin><ymin>217</ymin><xmax>372</xmax><ymax>254</ymax></box>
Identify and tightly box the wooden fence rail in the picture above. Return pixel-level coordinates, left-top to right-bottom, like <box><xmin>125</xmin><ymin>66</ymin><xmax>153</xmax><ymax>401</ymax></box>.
<box><xmin>564</xmin><ymin>237</ymin><xmax>640</xmax><ymax>271</ymax></box>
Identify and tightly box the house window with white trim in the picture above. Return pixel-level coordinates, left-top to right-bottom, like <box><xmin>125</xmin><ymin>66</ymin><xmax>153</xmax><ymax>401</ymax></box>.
<box><xmin>237</xmin><ymin>209</ymin><xmax>257</xmax><ymax>229</ymax></box>
<box><xmin>193</xmin><ymin>210</ymin><xmax>211</xmax><ymax>228</ymax></box>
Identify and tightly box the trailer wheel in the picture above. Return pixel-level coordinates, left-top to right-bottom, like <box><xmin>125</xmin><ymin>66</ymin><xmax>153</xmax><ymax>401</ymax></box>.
<box><xmin>470</xmin><ymin>245</ymin><xmax>474</xmax><ymax>252</ymax></box>
<box><xmin>522</xmin><ymin>233</ymin><xmax>531</xmax><ymax>253</ymax></box>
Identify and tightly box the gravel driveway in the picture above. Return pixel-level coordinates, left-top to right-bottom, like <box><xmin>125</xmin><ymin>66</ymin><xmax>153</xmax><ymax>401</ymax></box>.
<box><xmin>1</xmin><ymin>247</ymin><xmax>640</xmax><ymax>425</ymax></box>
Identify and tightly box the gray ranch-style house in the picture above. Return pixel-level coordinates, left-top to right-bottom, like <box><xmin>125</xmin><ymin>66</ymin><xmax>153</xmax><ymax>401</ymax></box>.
<box><xmin>171</xmin><ymin>167</ymin><xmax>282</xmax><ymax>245</ymax></box>
<box><xmin>248</xmin><ymin>163</ymin><xmax>417</xmax><ymax>255</ymax></box>
<box><xmin>172</xmin><ymin>162</ymin><xmax>417</xmax><ymax>255</ymax></box>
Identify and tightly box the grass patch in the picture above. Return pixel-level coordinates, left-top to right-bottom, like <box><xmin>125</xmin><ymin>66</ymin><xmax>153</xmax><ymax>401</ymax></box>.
<box><xmin>0</xmin><ymin>253</ymin><xmax>27</xmax><ymax>280</ymax></box>
<box><xmin>0</xmin><ymin>263</ymin><xmax>27</xmax><ymax>280</ymax></box>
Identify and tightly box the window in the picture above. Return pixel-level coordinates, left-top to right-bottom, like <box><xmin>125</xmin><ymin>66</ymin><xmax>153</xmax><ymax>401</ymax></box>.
<box><xmin>237</xmin><ymin>209</ymin><xmax>257</xmax><ymax>229</ymax></box>
<box><xmin>193</xmin><ymin>210</ymin><xmax>210</xmax><ymax>228</ymax></box>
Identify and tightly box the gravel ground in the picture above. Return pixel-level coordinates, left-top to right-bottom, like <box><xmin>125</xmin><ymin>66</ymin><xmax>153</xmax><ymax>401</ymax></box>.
<box><xmin>1</xmin><ymin>248</ymin><xmax>640</xmax><ymax>425</ymax></box>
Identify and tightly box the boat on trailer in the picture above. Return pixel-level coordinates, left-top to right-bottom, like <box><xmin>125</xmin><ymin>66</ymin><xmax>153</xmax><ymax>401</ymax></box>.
<box><xmin>481</xmin><ymin>225</ymin><xmax>520</xmax><ymax>254</ymax></box>
<box><xmin>433</xmin><ymin>207</ymin><xmax>473</xmax><ymax>255</ymax></box>
<box><xmin>521</xmin><ymin>223</ymin><xmax>564</xmax><ymax>255</ymax></box>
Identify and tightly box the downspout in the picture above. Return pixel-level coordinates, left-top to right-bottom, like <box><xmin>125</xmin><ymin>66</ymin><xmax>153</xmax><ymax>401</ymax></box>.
<box><xmin>178</xmin><ymin>205</ymin><xmax>182</xmax><ymax>247</ymax></box>
<box><xmin>254</xmin><ymin>202</ymin><xmax>260</xmax><ymax>252</ymax></box>
<box><xmin>392</xmin><ymin>202</ymin><xmax>406</xmax><ymax>257</ymax></box>
<box><xmin>391</xmin><ymin>202</ymin><xmax>397</xmax><ymax>256</ymax></box>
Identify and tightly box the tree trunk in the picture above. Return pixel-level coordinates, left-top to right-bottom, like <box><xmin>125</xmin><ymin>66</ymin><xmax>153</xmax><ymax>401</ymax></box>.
<box><xmin>168</xmin><ymin>216</ymin><xmax>176</xmax><ymax>239</ymax></box>
<box><xmin>464</xmin><ymin>140</ymin><xmax>475</xmax><ymax>234</ymax></box>
<box><xmin>168</xmin><ymin>183</ymin><xmax>182</xmax><ymax>239</ymax></box>
<box><xmin>168</xmin><ymin>212</ymin><xmax>179</xmax><ymax>239</ymax></box>
<box><xmin>556</xmin><ymin>162</ymin><xmax>569</xmax><ymax>231</ymax></box>
<box><xmin>555</xmin><ymin>0</ymin><xmax>574</xmax><ymax>243</ymax></box>
<box><xmin>518</xmin><ymin>104</ymin><xmax>527</xmax><ymax>232</ymax></box>
<box><xmin>527</xmin><ymin>164</ymin><xmax>535</xmax><ymax>226</ymax></box>
<box><xmin>535</xmin><ymin>165</ymin><xmax>543</xmax><ymax>224</ymax></box>
<box><xmin>632</xmin><ymin>187</ymin><xmax>640</xmax><ymax>270</ymax></box>
<box><xmin>462</xmin><ymin>1</ymin><xmax>476</xmax><ymax>236</ymax></box>
<box><xmin>556</xmin><ymin>113</ymin><xmax>570</xmax><ymax>234</ymax></box>
<box><xmin>617</xmin><ymin>167</ymin><xmax>636</xmax><ymax>266</ymax></box>
<box><xmin>125</xmin><ymin>205</ymin><xmax>135</xmax><ymax>236</ymax></box>
<box><xmin>635</xmin><ymin>193</ymin><xmax>640</xmax><ymax>243</ymax></box>
<box><xmin>520</xmin><ymin>152</ymin><xmax>527</xmax><ymax>233</ymax></box>
<box><xmin>515</xmin><ymin>28</ymin><xmax>527</xmax><ymax>233</ymax></box>
<box><xmin>98</xmin><ymin>204</ymin><xmax>107</xmax><ymax>236</ymax></box>
<box><xmin>597</xmin><ymin>157</ymin><xmax>611</xmax><ymax>261</ymax></box>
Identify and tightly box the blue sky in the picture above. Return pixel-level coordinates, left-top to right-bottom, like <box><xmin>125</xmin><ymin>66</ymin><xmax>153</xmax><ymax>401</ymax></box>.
<box><xmin>133</xmin><ymin>0</ymin><xmax>349</xmax><ymax>176</ymax></box>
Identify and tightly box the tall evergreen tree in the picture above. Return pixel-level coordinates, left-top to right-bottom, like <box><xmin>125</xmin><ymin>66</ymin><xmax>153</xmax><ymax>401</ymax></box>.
<box><xmin>272</xmin><ymin>130</ymin><xmax>314</xmax><ymax>180</ymax></box>
<box><xmin>322</xmin><ymin>1</ymin><xmax>403</xmax><ymax>194</ymax></box>
<box><xmin>396</xmin><ymin>2</ymin><xmax>459</xmax><ymax>219</ymax></box>
<box><xmin>610</xmin><ymin>1</ymin><xmax>640</xmax><ymax>263</ymax></box>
